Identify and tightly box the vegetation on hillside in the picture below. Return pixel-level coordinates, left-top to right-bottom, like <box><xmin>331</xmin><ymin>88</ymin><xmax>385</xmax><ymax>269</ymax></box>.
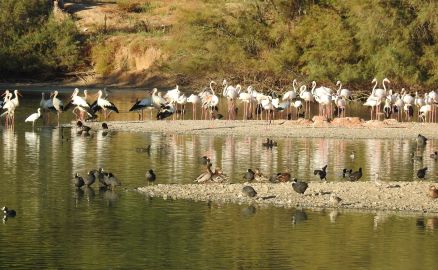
<box><xmin>163</xmin><ymin>0</ymin><xmax>438</xmax><ymax>89</ymax></box>
<box><xmin>1</xmin><ymin>0</ymin><xmax>438</xmax><ymax>90</ymax></box>
<box><xmin>0</xmin><ymin>0</ymin><xmax>81</xmax><ymax>80</ymax></box>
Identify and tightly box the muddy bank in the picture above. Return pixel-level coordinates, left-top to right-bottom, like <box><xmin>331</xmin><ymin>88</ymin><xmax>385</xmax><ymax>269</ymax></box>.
<box><xmin>137</xmin><ymin>181</ymin><xmax>438</xmax><ymax>213</ymax></box>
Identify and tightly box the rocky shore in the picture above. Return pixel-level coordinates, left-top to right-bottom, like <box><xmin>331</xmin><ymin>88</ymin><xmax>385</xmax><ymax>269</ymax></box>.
<box><xmin>137</xmin><ymin>181</ymin><xmax>438</xmax><ymax>213</ymax></box>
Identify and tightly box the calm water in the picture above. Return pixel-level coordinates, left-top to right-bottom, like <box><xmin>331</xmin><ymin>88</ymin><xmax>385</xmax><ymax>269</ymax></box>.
<box><xmin>0</xmin><ymin>88</ymin><xmax>438</xmax><ymax>269</ymax></box>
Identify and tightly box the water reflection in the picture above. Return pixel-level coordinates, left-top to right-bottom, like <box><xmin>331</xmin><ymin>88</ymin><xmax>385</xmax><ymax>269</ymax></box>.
<box><xmin>292</xmin><ymin>209</ymin><xmax>308</xmax><ymax>225</ymax></box>
<box><xmin>2</xmin><ymin>130</ymin><xmax>17</xmax><ymax>174</ymax></box>
<box><xmin>1</xmin><ymin>89</ymin><xmax>438</xmax><ymax>268</ymax></box>
<box><xmin>4</xmin><ymin>126</ymin><xmax>438</xmax><ymax>185</ymax></box>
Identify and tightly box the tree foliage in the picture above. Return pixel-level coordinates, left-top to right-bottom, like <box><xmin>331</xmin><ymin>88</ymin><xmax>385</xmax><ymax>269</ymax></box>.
<box><xmin>164</xmin><ymin>0</ymin><xmax>438</xmax><ymax>88</ymax></box>
<box><xmin>0</xmin><ymin>0</ymin><xmax>81</xmax><ymax>79</ymax></box>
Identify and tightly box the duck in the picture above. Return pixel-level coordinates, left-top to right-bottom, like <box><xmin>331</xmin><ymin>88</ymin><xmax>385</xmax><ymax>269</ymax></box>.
<box><xmin>254</xmin><ymin>168</ymin><xmax>268</xmax><ymax>182</ymax></box>
<box><xmin>291</xmin><ymin>178</ymin><xmax>308</xmax><ymax>194</ymax></box>
<box><xmin>145</xmin><ymin>169</ymin><xmax>156</xmax><ymax>185</ymax></box>
<box><xmin>262</xmin><ymin>138</ymin><xmax>277</xmax><ymax>148</ymax></box>
<box><xmin>428</xmin><ymin>186</ymin><xmax>438</xmax><ymax>199</ymax></box>
<box><xmin>2</xmin><ymin>206</ymin><xmax>16</xmax><ymax>217</ymax></box>
<box><xmin>242</xmin><ymin>186</ymin><xmax>257</xmax><ymax>197</ymax></box>
<box><xmin>277</xmin><ymin>171</ymin><xmax>291</xmax><ymax>182</ymax></box>
<box><xmin>348</xmin><ymin>168</ymin><xmax>362</xmax><ymax>181</ymax></box>
<box><xmin>194</xmin><ymin>163</ymin><xmax>213</xmax><ymax>183</ymax></box>
<box><xmin>76</xmin><ymin>120</ymin><xmax>91</xmax><ymax>132</ymax></box>
<box><xmin>104</xmin><ymin>173</ymin><xmax>121</xmax><ymax>189</ymax></box>
<box><xmin>417</xmin><ymin>167</ymin><xmax>428</xmax><ymax>179</ymax></box>
<box><xmin>94</xmin><ymin>168</ymin><xmax>107</xmax><ymax>189</ymax></box>
<box><xmin>430</xmin><ymin>151</ymin><xmax>438</xmax><ymax>160</ymax></box>
<box><xmin>199</xmin><ymin>156</ymin><xmax>210</xmax><ymax>165</ymax></box>
<box><xmin>350</xmin><ymin>151</ymin><xmax>355</xmax><ymax>160</ymax></box>
<box><xmin>243</xmin><ymin>169</ymin><xmax>255</xmax><ymax>181</ymax></box>
<box><xmin>212</xmin><ymin>167</ymin><xmax>229</xmax><ymax>183</ymax></box>
<box><xmin>314</xmin><ymin>165</ymin><xmax>327</xmax><ymax>181</ymax></box>
<box><xmin>342</xmin><ymin>168</ymin><xmax>353</xmax><ymax>178</ymax></box>
<box><xmin>102</xmin><ymin>122</ymin><xmax>109</xmax><ymax>129</ymax></box>
<box><xmin>268</xmin><ymin>170</ymin><xmax>291</xmax><ymax>183</ymax></box>
<box><xmin>84</xmin><ymin>170</ymin><xmax>96</xmax><ymax>187</ymax></box>
<box><xmin>417</xmin><ymin>134</ymin><xmax>428</xmax><ymax>146</ymax></box>
<box><xmin>74</xmin><ymin>173</ymin><xmax>85</xmax><ymax>188</ymax></box>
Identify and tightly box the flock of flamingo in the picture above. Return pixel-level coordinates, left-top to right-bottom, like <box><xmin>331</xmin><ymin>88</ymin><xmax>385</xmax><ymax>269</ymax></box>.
<box><xmin>1</xmin><ymin>77</ymin><xmax>438</xmax><ymax>128</ymax></box>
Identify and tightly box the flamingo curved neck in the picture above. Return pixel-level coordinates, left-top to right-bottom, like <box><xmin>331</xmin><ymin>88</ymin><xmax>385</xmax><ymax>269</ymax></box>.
<box><xmin>372</xmin><ymin>80</ymin><xmax>377</xmax><ymax>93</ymax></box>
<box><xmin>311</xmin><ymin>82</ymin><xmax>316</xmax><ymax>94</ymax></box>
<box><xmin>382</xmin><ymin>79</ymin><xmax>388</xmax><ymax>92</ymax></box>
<box><xmin>210</xmin><ymin>83</ymin><xmax>216</xmax><ymax>95</ymax></box>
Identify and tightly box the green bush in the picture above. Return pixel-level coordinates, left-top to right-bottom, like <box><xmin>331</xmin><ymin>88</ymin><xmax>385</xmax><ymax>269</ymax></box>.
<box><xmin>92</xmin><ymin>42</ymin><xmax>116</xmax><ymax>76</ymax></box>
<box><xmin>0</xmin><ymin>0</ymin><xmax>81</xmax><ymax>79</ymax></box>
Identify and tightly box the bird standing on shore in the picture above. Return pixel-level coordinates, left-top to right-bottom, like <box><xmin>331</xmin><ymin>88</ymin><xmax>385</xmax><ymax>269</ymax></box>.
<box><xmin>94</xmin><ymin>89</ymin><xmax>119</xmax><ymax>120</ymax></box>
<box><xmin>254</xmin><ymin>168</ymin><xmax>268</xmax><ymax>182</ymax></box>
<box><xmin>314</xmin><ymin>165</ymin><xmax>327</xmax><ymax>181</ymax></box>
<box><xmin>417</xmin><ymin>167</ymin><xmax>428</xmax><ymax>179</ymax></box>
<box><xmin>194</xmin><ymin>163</ymin><xmax>213</xmax><ymax>183</ymax></box>
<box><xmin>292</xmin><ymin>178</ymin><xmax>308</xmax><ymax>194</ymax></box>
<box><xmin>146</xmin><ymin>169</ymin><xmax>156</xmax><ymax>185</ymax></box>
<box><xmin>243</xmin><ymin>169</ymin><xmax>255</xmax><ymax>181</ymax></box>
<box><xmin>348</xmin><ymin>168</ymin><xmax>362</xmax><ymax>181</ymax></box>
<box><xmin>342</xmin><ymin>168</ymin><xmax>353</xmax><ymax>178</ymax></box>
<box><xmin>242</xmin><ymin>186</ymin><xmax>257</xmax><ymax>197</ymax></box>
<box><xmin>428</xmin><ymin>186</ymin><xmax>438</xmax><ymax>199</ymax></box>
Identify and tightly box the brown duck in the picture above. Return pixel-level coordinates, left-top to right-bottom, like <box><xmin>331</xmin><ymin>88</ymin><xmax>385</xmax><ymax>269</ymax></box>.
<box><xmin>194</xmin><ymin>163</ymin><xmax>213</xmax><ymax>183</ymax></box>
<box><xmin>428</xmin><ymin>186</ymin><xmax>438</xmax><ymax>199</ymax></box>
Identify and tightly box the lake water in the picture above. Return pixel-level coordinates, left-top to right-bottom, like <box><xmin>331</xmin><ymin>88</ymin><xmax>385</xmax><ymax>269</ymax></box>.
<box><xmin>0</xmin><ymin>88</ymin><xmax>437</xmax><ymax>269</ymax></box>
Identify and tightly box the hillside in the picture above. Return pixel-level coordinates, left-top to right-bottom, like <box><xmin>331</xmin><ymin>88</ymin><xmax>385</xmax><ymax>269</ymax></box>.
<box><xmin>2</xmin><ymin>1</ymin><xmax>438</xmax><ymax>92</ymax></box>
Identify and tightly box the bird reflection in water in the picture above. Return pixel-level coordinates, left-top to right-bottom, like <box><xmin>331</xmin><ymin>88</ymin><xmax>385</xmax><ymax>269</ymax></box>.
<box><xmin>329</xmin><ymin>210</ymin><xmax>339</xmax><ymax>223</ymax></box>
<box><xmin>292</xmin><ymin>209</ymin><xmax>308</xmax><ymax>225</ymax></box>
<box><xmin>416</xmin><ymin>217</ymin><xmax>438</xmax><ymax>231</ymax></box>
<box><xmin>427</xmin><ymin>217</ymin><xmax>438</xmax><ymax>231</ymax></box>
<box><xmin>373</xmin><ymin>211</ymin><xmax>389</xmax><ymax>230</ymax></box>
<box><xmin>74</xmin><ymin>188</ymin><xmax>85</xmax><ymax>207</ymax></box>
<box><xmin>83</xmin><ymin>186</ymin><xmax>96</xmax><ymax>203</ymax></box>
<box><xmin>101</xmin><ymin>189</ymin><xmax>120</xmax><ymax>207</ymax></box>
<box><xmin>241</xmin><ymin>205</ymin><xmax>256</xmax><ymax>218</ymax></box>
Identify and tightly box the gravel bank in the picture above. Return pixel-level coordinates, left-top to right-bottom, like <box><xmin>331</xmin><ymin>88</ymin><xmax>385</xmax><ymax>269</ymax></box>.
<box><xmin>89</xmin><ymin>118</ymin><xmax>438</xmax><ymax>139</ymax></box>
<box><xmin>137</xmin><ymin>181</ymin><xmax>438</xmax><ymax>213</ymax></box>
<box><xmin>103</xmin><ymin>118</ymin><xmax>438</xmax><ymax>212</ymax></box>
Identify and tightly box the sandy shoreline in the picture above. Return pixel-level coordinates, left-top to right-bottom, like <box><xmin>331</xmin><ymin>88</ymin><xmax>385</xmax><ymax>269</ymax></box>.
<box><xmin>137</xmin><ymin>181</ymin><xmax>438</xmax><ymax>213</ymax></box>
<box><xmin>86</xmin><ymin>118</ymin><xmax>438</xmax><ymax>139</ymax></box>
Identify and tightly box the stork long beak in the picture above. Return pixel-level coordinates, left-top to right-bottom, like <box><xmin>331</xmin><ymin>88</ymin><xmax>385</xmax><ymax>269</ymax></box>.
<box><xmin>0</xmin><ymin>92</ymin><xmax>6</xmax><ymax>97</ymax></box>
<box><xmin>17</xmin><ymin>91</ymin><xmax>23</xmax><ymax>97</ymax></box>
